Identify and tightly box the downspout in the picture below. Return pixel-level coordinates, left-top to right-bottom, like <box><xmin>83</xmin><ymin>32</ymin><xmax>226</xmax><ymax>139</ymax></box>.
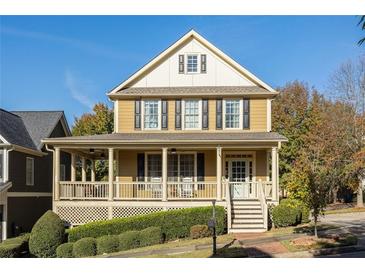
<box><xmin>45</xmin><ymin>145</ymin><xmax>55</xmax><ymax>212</ymax></box>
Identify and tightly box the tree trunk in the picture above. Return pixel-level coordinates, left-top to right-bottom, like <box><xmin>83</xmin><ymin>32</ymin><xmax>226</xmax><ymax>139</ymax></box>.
<box><xmin>314</xmin><ymin>216</ymin><xmax>318</xmax><ymax>238</ymax></box>
<box><xmin>357</xmin><ymin>181</ymin><xmax>364</xmax><ymax>208</ymax></box>
<box><xmin>332</xmin><ymin>186</ymin><xmax>338</xmax><ymax>204</ymax></box>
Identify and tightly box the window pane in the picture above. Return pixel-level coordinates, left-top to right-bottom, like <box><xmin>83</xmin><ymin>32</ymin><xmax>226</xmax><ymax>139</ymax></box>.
<box><xmin>144</xmin><ymin>101</ymin><xmax>159</xmax><ymax>129</ymax></box>
<box><xmin>184</xmin><ymin>100</ymin><xmax>199</xmax><ymax>129</ymax></box>
<box><xmin>187</xmin><ymin>55</ymin><xmax>198</xmax><ymax>73</ymax></box>
<box><xmin>147</xmin><ymin>154</ymin><xmax>161</xmax><ymax>181</ymax></box>
<box><xmin>180</xmin><ymin>154</ymin><xmax>194</xmax><ymax>180</ymax></box>
<box><xmin>26</xmin><ymin>158</ymin><xmax>34</xmax><ymax>186</ymax></box>
<box><xmin>167</xmin><ymin>154</ymin><xmax>178</xmax><ymax>182</ymax></box>
<box><xmin>225</xmin><ymin>100</ymin><xmax>240</xmax><ymax>128</ymax></box>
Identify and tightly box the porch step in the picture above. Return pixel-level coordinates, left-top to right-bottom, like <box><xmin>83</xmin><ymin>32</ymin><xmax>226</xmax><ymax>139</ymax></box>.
<box><xmin>229</xmin><ymin>228</ymin><xmax>267</xmax><ymax>233</ymax></box>
<box><xmin>232</xmin><ymin>219</ymin><xmax>264</xmax><ymax>224</ymax></box>
<box><xmin>232</xmin><ymin>205</ymin><xmax>261</xmax><ymax>210</ymax></box>
<box><xmin>231</xmin><ymin>223</ymin><xmax>265</xmax><ymax>229</ymax></box>
<box><xmin>232</xmin><ymin>209</ymin><xmax>262</xmax><ymax>214</ymax></box>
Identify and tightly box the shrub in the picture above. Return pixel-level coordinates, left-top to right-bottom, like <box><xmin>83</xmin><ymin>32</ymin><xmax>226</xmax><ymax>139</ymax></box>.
<box><xmin>96</xmin><ymin>235</ymin><xmax>120</xmax><ymax>255</ymax></box>
<box><xmin>68</xmin><ymin>206</ymin><xmax>225</xmax><ymax>242</ymax></box>
<box><xmin>0</xmin><ymin>233</ymin><xmax>30</xmax><ymax>258</ymax></box>
<box><xmin>72</xmin><ymin>237</ymin><xmax>97</xmax><ymax>258</ymax></box>
<box><xmin>118</xmin><ymin>231</ymin><xmax>140</xmax><ymax>251</ymax></box>
<box><xmin>190</xmin><ymin>225</ymin><xmax>211</xmax><ymax>239</ymax></box>
<box><xmin>281</xmin><ymin>199</ymin><xmax>310</xmax><ymax>223</ymax></box>
<box><xmin>272</xmin><ymin>202</ymin><xmax>301</xmax><ymax>227</ymax></box>
<box><xmin>56</xmin><ymin>243</ymin><xmax>74</xmax><ymax>258</ymax></box>
<box><xmin>29</xmin><ymin>211</ymin><xmax>65</xmax><ymax>258</ymax></box>
<box><xmin>139</xmin><ymin>227</ymin><xmax>162</xmax><ymax>247</ymax></box>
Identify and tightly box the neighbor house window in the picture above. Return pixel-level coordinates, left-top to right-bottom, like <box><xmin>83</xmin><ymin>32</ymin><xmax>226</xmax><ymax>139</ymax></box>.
<box><xmin>26</xmin><ymin>157</ymin><xmax>34</xmax><ymax>186</ymax></box>
<box><xmin>0</xmin><ymin>150</ymin><xmax>3</xmax><ymax>183</ymax></box>
<box><xmin>183</xmin><ymin>100</ymin><xmax>201</xmax><ymax>129</ymax></box>
<box><xmin>143</xmin><ymin>100</ymin><xmax>160</xmax><ymax>129</ymax></box>
<box><xmin>146</xmin><ymin>154</ymin><xmax>162</xmax><ymax>182</ymax></box>
<box><xmin>187</xmin><ymin>55</ymin><xmax>198</xmax><ymax>73</ymax></box>
<box><xmin>224</xmin><ymin>99</ymin><xmax>241</xmax><ymax>129</ymax></box>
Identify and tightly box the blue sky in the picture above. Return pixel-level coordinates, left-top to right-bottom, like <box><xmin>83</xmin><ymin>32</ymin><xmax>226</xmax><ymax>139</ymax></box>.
<box><xmin>0</xmin><ymin>16</ymin><xmax>363</xmax><ymax>125</ymax></box>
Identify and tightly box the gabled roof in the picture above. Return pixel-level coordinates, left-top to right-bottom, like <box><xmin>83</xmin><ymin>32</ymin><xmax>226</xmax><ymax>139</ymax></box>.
<box><xmin>0</xmin><ymin>109</ymin><xmax>71</xmax><ymax>151</ymax></box>
<box><xmin>107</xmin><ymin>29</ymin><xmax>276</xmax><ymax>97</ymax></box>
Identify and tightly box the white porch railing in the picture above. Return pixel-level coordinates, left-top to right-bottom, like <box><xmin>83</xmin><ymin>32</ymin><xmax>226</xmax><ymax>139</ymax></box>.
<box><xmin>113</xmin><ymin>182</ymin><xmax>162</xmax><ymax>200</ymax></box>
<box><xmin>167</xmin><ymin>182</ymin><xmax>217</xmax><ymax>199</ymax></box>
<box><xmin>59</xmin><ymin>181</ymin><xmax>109</xmax><ymax>200</ymax></box>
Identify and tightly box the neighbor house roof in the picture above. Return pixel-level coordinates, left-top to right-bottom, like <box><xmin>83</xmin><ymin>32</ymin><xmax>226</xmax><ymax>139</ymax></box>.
<box><xmin>0</xmin><ymin>109</ymin><xmax>71</xmax><ymax>151</ymax></box>
<box><xmin>43</xmin><ymin>132</ymin><xmax>287</xmax><ymax>145</ymax></box>
<box><xmin>109</xmin><ymin>86</ymin><xmax>278</xmax><ymax>99</ymax></box>
<box><xmin>107</xmin><ymin>29</ymin><xmax>276</xmax><ymax>97</ymax></box>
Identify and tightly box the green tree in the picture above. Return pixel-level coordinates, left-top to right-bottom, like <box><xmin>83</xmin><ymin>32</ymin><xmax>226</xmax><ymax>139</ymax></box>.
<box><xmin>72</xmin><ymin>103</ymin><xmax>114</xmax><ymax>180</ymax></box>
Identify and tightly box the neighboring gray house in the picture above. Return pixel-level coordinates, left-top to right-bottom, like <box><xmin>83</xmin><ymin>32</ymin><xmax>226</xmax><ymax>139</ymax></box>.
<box><xmin>0</xmin><ymin>109</ymin><xmax>71</xmax><ymax>240</ymax></box>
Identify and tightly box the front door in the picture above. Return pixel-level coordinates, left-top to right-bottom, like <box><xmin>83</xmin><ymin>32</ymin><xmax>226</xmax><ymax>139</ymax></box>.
<box><xmin>229</xmin><ymin>160</ymin><xmax>248</xmax><ymax>199</ymax></box>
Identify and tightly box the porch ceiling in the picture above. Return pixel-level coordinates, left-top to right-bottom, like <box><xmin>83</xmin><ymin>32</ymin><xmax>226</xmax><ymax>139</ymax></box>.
<box><xmin>42</xmin><ymin>132</ymin><xmax>287</xmax><ymax>147</ymax></box>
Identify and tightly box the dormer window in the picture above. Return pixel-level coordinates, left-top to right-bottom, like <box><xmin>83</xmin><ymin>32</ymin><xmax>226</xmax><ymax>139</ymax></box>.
<box><xmin>187</xmin><ymin>54</ymin><xmax>198</xmax><ymax>73</ymax></box>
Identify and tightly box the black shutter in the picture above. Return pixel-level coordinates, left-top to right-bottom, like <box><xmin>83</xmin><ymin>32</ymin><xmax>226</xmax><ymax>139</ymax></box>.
<box><xmin>178</xmin><ymin>55</ymin><xmax>184</xmax><ymax>73</ymax></box>
<box><xmin>216</xmin><ymin>99</ymin><xmax>223</xmax><ymax>129</ymax></box>
<box><xmin>161</xmin><ymin>100</ymin><xmax>168</xmax><ymax>130</ymax></box>
<box><xmin>137</xmin><ymin>153</ymin><xmax>145</xmax><ymax>182</ymax></box>
<box><xmin>201</xmin><ymin>54</ymin><xmax>207</xmax><ymax>73</ymax></box>
<box><xmin>175</xmin><ymin>99</ymin><xmax>182</xmax><ymax>130</ymax></box>
<box><xmin>135</xmin><ymin>100</ymin><xmax>141</xmax><ymax>129</ymax></box>
<box><xmin>243</xmin><ymin>99</ymin><xmax>250</xmax><ymax>129</ymax></box>
<box><xmin>202</xmin><ymin>99</ymin><xmax>209</xmax><ymax>130</ymax></box>
<box><xmin>197</xmin><ymin>153</ymin><xmax>205</xmax><ymax>182</ymax></box>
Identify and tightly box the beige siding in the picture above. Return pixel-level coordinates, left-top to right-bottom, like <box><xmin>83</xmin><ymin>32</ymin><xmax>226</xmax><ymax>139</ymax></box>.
<box><xmin>117</xmin><ymin>150</ymin><xmax>138</xmax><ymax>181</ymax></box>
<box><xmin>118</xmin><ymin>100</ymin><xmax>135</xmax><ymax>133</ymax></box>
<box><xmin>202</xmin><ymin>150</ymin><xmax>216</xmax><ymax>182</ymax></box>
<box><xmin>117</xmin><ymin>98</ymin><xmax>268</xmax><ymax>132</ymax></box>
<box><xmin>250</xmin><ymin>99</ymin><xmax>267</xmax><ymax>132</ymax></box>
<box><xmin>256</xmin><ymin>150</ymin><xmax>268</xmax><ymax>181</ymax></box>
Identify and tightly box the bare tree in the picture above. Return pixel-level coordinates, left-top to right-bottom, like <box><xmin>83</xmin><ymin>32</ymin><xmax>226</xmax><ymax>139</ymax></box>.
<box><xmin>330</xmin><ymin>56</ymin><xmax>365</xmax><ymax>207</ymax></box>
<box><xmin>359</xmin><ymin>16</ymin><xmax>365</xmax><ymax>46</ymax></box>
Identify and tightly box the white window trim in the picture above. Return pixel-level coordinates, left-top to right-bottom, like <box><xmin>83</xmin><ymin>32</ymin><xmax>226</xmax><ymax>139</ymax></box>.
<box><xmin>26</xmin><ymin>157</ymin><xmax>34</xmax><ymax>186</ymax></box>
<box><xmin>223</xmin><ymin>98</ymin><xmax>243</xmax><ymax>130</ymax></box>
<box><xmin>0</xmin><ymin>149</ymin><xmax>4</xmax><ymax>183</ymax></box>
<box><xmin>186</xmin><ymin>53</ymin><xmax>200</xmax><ymax>74</ymax></box>
<box><xmin>182</xmin><ymin>99</ymin><xmax>202</xmax><ymax>130</ymax></box>
<box><xmin>141</xmin><ymin>99</ymin><xmax>161</xmax><ymax>130</ymax></box>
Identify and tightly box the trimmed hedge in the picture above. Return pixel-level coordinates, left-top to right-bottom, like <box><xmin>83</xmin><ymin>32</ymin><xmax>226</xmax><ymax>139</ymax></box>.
<box><xmin>97</xmin><ymin>235</ymin><xmax>120</xmax><ymax>255</ymax></box>
<box><xmin>73</xmin><ymin>237</ymin><xmax>97</xmax><ymax>258</ymax></box>
<box><xmin>272</xmin><ymin>199</ymin><xmax>310</xmax><ymax>227</ymax></box>
<box><xmin>68</xmin><ymin>206</ymin><xmax>225</xmax><ymax>242</ymax></box>
<box><xmin>139</xmin><ymin>227</ymin><xmax>162</xmax><ymax>247</ymax></box>
<box><xmin>118</xmin><ymin>231</ymin><xmax>140</xmax><ymax>251</ymax></box>
<box><xmin>29</xmin><ymin>211</ymin><xmax>65</xmax><ymax>258</ymax></box>
<box><xmin>56</xmin><ymin>243</ymin><xmax>74</xmax><ymax>258</ymax></box>
<box><xmin>190</xmin><ymin>225</ymin><xmax>211</xmax><ymax>239</ymax></box>
<box><xmin>0</xmin><ymin>233</ymin><xmax>30</xmax><ymax>258</ymax></box>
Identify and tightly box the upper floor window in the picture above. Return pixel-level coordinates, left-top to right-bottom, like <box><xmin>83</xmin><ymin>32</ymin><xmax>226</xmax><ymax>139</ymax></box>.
<box><xmin>183</xmin><ymin>99</ymin><xmax>201</xmax><ymax>130</ymax></box>
<box><xmin>187</xmin><ymin>54</ymin><xmax>198</xmax><ymax>73</ymax></box>
<box><xmin>224</xmin><ymin>99</ymin><xmax>241</xmax><ymax>129</ymax></box>
<box><xmin>26</xmin><ymin>157</ymin><xmax>34</xmax><ymax>186</ymax></box>
<box><xmin>143</xmin><ymin>100</ymin><xmax>160</xmax><ymax>129</ymax></box>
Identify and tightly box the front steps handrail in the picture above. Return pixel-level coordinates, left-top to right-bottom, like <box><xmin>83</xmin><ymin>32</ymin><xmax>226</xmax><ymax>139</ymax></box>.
<box><xmin>258</xmin><ymin>182</ymin><xmax>268</xmax><ymax>229</ymax></box>
<box><xmin>224</xmin><ymin>178</ymin><xmax>232</xmax><ymax>232</ymax></box>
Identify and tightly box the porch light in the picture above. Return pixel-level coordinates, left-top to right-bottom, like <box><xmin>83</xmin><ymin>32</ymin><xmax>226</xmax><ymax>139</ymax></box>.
<box><xmin>89</xmin><ymin>149</ymin><xmax>95</xmax><ymax>154</ymax></box>
<box><xmin>100</xmin><ymin>152</ymin><xmax>105</xmax><ymax>158</ymax></box>
<box><xmin>171</xmin><ymin>148</ymin><xmax>177</xmax><ymax>154</ymax></box>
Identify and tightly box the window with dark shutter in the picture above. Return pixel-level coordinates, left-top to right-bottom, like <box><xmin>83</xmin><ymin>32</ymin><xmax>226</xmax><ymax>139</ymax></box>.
<box><xmin>201</xmin><ymin>54</ymin><xmax>207</xmax><ymax>73</ymax></box>
<box><xmin>161</xmin><ymin>100</ymin><xmax>168</xmax><ymax>130</ymax></box>
<box><xmin>243</xmin><ymin>99</ymin><xmax>250</xmax><ymax>129</ymax></box>
<box><xmin>202</xmin><ymin>99</ymin><xmax>209</xmax><ymax>129</ymax></box>
<box><xmin>178</xmin><ymin>55</ymin><xmax>184</xmax><ymax>74</ymax></box>
<box><xmin>135</xmin><ymin>100</ymin><xmax>141</xmax><ymax>129</ymax></box>
<box><xmin>216</xmin><ymin>99</ymin><xmax>223</xmax><ymax>129</ymax></box>
<box><xmin>175</xmin><ymin>99</ymin><xmax>182</xmax><ymax>129</ymax></box>
<box><xmin>137</xmin><ymin>153</ymin><xmax>145</xmax><ymax>182</ymax></box>
<box><xmin>197</xmin><ymin>153</ymin><xmax>205</xmax><ymax>182</ymax></box>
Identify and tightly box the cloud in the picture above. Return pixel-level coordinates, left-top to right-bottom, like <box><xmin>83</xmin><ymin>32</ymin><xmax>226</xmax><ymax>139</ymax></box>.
<box><xmin>65</xmin><ymin>70</ymin><xmax>95</xmax><ymax>109</ymax></box>
<box><xmin>0</xmin><ymin>25</ymin><xmax>125</xmax><ymax>60</ymax></box>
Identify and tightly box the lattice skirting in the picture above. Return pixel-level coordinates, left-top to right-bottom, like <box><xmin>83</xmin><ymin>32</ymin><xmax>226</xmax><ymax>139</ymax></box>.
<box><xmin>56</xmin><ymin>205</ymin><xmax>190</xmax><ymax>226</ymax></box>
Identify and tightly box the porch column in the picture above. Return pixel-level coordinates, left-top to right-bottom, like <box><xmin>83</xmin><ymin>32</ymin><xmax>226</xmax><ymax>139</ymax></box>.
<box><xmin>81</xmin><ymin>157</ymin><xmax>86</xmax><ymax>182</ymax></box>
<box><xmin>108</xmin><ymin>148</ymin><xmax>114</xmax><ymax>201</ymax></box>
<box><xmin>271</xmin><ymin>147</ymin><xmax>278</xmax><ymax>202</ymax></box>
<box><xmin>91</xmin><ymin>159</ymin><xmax>95</xmax><ymax>182</ymax></box>
<box><xmin>216</xmin><ymin>146</ymin><xmax>222</xmax><ymax>201</ymax></box>
<box><xmin>162</xmin><ymin>147</ymin><xmax>168</xmax><ymax>201</ymax></box>
<box><xmin>54</xmin><ymin>147</ymin><xmax>60</xmax><ymax>201</ymax></box>
<box><xmin>71</xmin><ymin>153</ymin><xmax>76</xmax><ymax>182</ymax></box>
<box><xmin>115</xmin><ymin>150</ymin><xmax>119</xmax><ymax>182</ymax></box>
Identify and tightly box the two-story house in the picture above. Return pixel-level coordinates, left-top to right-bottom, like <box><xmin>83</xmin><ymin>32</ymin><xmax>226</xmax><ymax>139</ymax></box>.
<box><xmin>43</xmin><ymin>30</ymin><xmax>287</xmax><ymax>233</ymax></box>
<box><xmin>0</xmin><ymin>109</ymin><xmax>71</xmax><ymax>240</ymax></box>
